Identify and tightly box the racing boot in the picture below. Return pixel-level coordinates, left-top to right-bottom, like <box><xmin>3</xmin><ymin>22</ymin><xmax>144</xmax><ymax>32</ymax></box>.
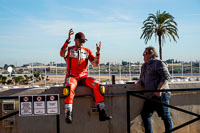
<box><xmin>97</xmin><ymin>102</ymin><xmax>112</xmax><ymax>121</ymax></box>
<box><xmin>65</xmin><ymin>104</ymin><xmax>73</xmax><ymax>124</ymax></box>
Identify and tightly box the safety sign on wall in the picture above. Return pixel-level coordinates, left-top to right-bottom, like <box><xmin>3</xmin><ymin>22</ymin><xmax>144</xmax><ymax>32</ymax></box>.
<box><xmin>19</xmin><ymin>96</ymin><xmax>33</xmax><ymax>116</ymax></box>
<box><xmin>19</xmin><ymin>94</ymin><xmax>59</xmax><ymax>116</ymax></box>
<box><xmin>33</xmin><ymin>95</ymin><xmax>46</xmax><ymax>115</ymax></box>
<box><xmin>46</xmin><ymin>95</ymin><xmax>59</xmax><ymax>114</ymax></box>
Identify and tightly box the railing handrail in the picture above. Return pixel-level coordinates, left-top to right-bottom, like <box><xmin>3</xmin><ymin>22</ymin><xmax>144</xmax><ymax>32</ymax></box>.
<box><xmin>127</xmin><ymin>88</ymin><xmax>200</xmax><ymax>133</ymax></box>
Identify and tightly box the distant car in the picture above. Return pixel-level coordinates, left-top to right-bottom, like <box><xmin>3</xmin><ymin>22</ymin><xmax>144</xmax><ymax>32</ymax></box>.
<box><xmin>52</xmin><ymin>84</ymin><xmax>63</xmax><ymax>87</ymax></box>
<box><xmin>29</xmin><ymin>85</ymin><xmax>40</xmax><ymax>88</ymax></box>
<box><xmin>7</xmin><ymin>74</ymin><xmax>15</xmax><ymax>77</ymax></box>
<box><xmin>10</xmin><ymin>86</ymin><xmax>19</xmax><ymax>89</ymax></box>
<box><xmin>0</xmin><ymin>86</ymin><xmax>9</xmax><ymax>88</ymax></box>
<box><xmin>189</xmin><ymin>77</ymin><xmax>197</xmax><ymax>81</ymax></box>
<box><xmin>22</xmin><ymin>86</ymin><xmax>30</xmax><ymax>89</ymax></box>
<box><xmin>0</xmin><ymin>86</ymin><xmax>9</xmax><ymax>91</ymax></box>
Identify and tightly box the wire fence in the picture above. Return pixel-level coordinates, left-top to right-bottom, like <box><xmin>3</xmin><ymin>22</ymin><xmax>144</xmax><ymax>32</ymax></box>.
<box><xmin>1</xmin><ymin>62</ymin><xmax>200</xmax><ymax>87</ymax></box>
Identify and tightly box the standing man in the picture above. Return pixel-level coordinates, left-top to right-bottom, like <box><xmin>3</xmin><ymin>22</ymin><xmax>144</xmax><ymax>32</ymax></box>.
<box><xmin>136</xmin><ymin>46</ymin><xmax>173</xmax><ymax>133</ymax></box>
<box><xmin>60</xmin><ymin>28</ymin><xmax>111</xmax><ymax>124</ymax></box>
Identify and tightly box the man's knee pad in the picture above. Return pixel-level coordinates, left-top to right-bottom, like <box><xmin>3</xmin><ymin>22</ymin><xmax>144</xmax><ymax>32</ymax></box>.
<box><xmin>63</xmin><ymin>86</ymin><xmax>70</xmax><ymax>97</ymax></box>
<box><xmin>99</xmin><ymin>85</ymin><xmax>105</xmax><ymax>96</ymax></box>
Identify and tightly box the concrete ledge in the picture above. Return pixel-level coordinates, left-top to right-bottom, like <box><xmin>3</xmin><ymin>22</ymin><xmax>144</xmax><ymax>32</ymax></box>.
<box><xmin>41</xmin><ymin>86</ymin><xmax>93</xmax><ymax>97</ymax></box>
<box><xmin>0</xmin><ymin>88</ymin><xmax>45</xmax><ymax>97</ymax></box>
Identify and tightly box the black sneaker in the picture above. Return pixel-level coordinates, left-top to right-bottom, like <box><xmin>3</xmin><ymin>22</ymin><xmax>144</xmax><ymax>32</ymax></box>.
<box><xmin>65</xmin><ymin>111</ymin><xmax>73</xmax><ymax>124</ymax></box>
<box><xmin>97</xmin><ymin>106</ymin><xmax>112</xmax><ymax>121</ymax></box>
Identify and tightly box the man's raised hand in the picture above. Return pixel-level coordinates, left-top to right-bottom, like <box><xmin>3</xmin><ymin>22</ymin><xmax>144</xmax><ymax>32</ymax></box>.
<box><xmin>67</xmin><ymin>28</ymin><xmax>74</xmax><ymax>42</ymax></box>
<box><xmin>96</xmin><ymin>41</ymin><xmax>101</xmax><ymax>54</ymax></box>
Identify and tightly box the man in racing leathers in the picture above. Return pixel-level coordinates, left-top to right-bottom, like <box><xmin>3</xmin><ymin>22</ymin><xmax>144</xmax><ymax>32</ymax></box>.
<box><xmin>60</xmin><ymin>28</ymin><xmax>111</xmax><ymax>123</ymax></box>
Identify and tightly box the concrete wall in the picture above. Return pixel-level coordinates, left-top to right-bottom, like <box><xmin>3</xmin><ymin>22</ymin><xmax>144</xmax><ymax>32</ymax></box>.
<box><xmin>0</xmin><ymin>83</ymin><xmax>200</xmax><ymax>133</ymax></box>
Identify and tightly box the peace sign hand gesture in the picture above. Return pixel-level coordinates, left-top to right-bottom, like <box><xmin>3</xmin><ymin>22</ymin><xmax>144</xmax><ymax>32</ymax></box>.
<box><xmin>96</xmin><ymin>41</ymin><xmax>101</xmax><ymax>55</ymax></box>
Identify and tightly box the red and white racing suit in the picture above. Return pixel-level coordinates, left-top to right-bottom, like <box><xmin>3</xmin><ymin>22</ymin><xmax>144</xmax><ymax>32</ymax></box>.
<box><xmin>60</xmin><ymin>41</ymin><xmax>104</xmax><ymax>104</ymax></box>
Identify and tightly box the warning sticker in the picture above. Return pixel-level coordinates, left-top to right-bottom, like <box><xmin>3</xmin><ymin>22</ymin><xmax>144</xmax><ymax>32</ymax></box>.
<box><xmin>19</xmin><ymin>96</ymin><xmax>33</xmax><ymax>116</ymax></box>
<box><xmin>46</xmin><ymin>95</ymin><xmax>59</xmax><ymax>114</ymax></box>
<box><xmin>19</xmin><ymin>94</ymin><xmax>59</xmax><ymax>116</ymax></box>
<box><xmin>33</xmin><ymin>96</ymin><xmax>46</xmax><ymax>115</ymax></box>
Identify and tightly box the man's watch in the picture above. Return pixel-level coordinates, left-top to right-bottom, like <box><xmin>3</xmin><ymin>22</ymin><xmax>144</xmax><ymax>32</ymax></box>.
<box><xmin>66</xmin><ymin>40</ymin><xmax>71</xmax><ymax>44</ymax></box>
<box><xmin>96</xmin><ymin>52</ymin><xmax>100</xmax><ymax>56</ymax></box>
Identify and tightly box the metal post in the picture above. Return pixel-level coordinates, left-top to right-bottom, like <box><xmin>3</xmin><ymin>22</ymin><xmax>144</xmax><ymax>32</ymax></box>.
<box><xmin>56</xmin><ymin>63</ymin><xmax>58</xmax><ymax>85</ymax></box>
<box><xmin>45</xmin><ymin>67</ymin><xmax>46</xmax><ymax>87</ymax></box>
<box><xmin>182</xmin><ymin>62</ymin><xmax>184</xmax><ymax>77</ymax></box>
<box><xmin>56</xmin><ymin>115</ymin><xmax>60</xmax><ymax>133</ymax></box>
<box><xmin>172</xmin><ymin>61</ymin><xmax>174</xmax><ymax>78</ymax></box>
<box><xmin>127</xmin><ymin>91</ymin><xmax>130</xmax><ymax>133</ymax></box>
<box><xmin>129</xmin><ymin>62</ymin><xmax>131</xmax><ymax>81</ymax></box>
<box><xmin>191</xmin><ymin>61</ymin><xmax>193</xmax><ymax>76</ymax></box>
<box><xmin>199</xmin><ymin>62</ymin><xmax>200</xmax><ymax>76</ymax></box>
<box><xmin>109</xmin><ymin>62</ymin><xmax>111</xmax><ymax>82</ymax></box>
<box><xmin>32</xmin><ymin>62</ymin><xmax>34</xmax><ymax>85</ymax></box>
<box><xmin>112</xmin><ymin>75</ymin><xmax>115</xmax><ymax>84</ymax></box>
<box><xmin>119</xmin><ymin>63</ymin><xmax>121</xmax><ymax>81</ymax></box>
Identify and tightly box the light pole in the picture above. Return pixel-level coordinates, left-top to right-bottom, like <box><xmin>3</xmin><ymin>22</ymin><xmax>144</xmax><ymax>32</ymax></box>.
<box><xmin>45</xmin><ymin>67</ymin><xmax>46</xmax><ymax>87</ymax></box>
<box><xmin>129</xmin><ymin>62</ymin><xmax>131</xmax><ymax>81</ymax></box>
<box><xmin>109</xmin><ymin>62</ymin><xmax>110</xmax><ymax>81</ymax></box>
<box><xmin>172</xmin><ymin>60</ymin><xmax>174</xmax><ymax>78</ymax></box>
<box><xmin>119</xmin><ymin>63</ymin><xmax>121</xmax><ymax>81</ymax></box>
<box><xmin>191</xmin><ymin>61</ymin><xmax>193</xmax><ymax>76</ymax></box>
<box><xmin>182</xmin><ymin>61</ymin><xmax>184</xmax><ymax>77</ymax></box>
<box><xmin>32</xmin><ymin>62</ymin><xmax>34</xmax><ymax>85</ymax></box>
<box><xmin>56</xmin><ymin>63</ymin><xmax>58</xmax><ymax>85</ymax></box>
<box><xmin>199</xmin><ymin>62</ymin><xmax>200</xmax><ymax>76</ymax></box>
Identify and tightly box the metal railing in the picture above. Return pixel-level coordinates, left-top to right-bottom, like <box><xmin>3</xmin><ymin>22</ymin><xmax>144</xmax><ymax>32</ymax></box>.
<box><xmin>127</xmin><ymin>88</ymin><xmax>200</xmax><ymax>133</ymax></box>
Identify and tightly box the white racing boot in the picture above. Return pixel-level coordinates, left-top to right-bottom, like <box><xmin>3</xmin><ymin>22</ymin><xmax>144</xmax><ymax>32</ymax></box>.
<box><xmin>65</xmin><ymin>104</ymin><xmax>73</xmax><ymax>124</ymax></box>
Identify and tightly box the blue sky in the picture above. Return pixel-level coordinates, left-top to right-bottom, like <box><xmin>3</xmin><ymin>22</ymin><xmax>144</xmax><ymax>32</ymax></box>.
<box><xmin>0</xmin><ymin>0</ymin><xmax>200</xmax><ymax>67</ymax></box>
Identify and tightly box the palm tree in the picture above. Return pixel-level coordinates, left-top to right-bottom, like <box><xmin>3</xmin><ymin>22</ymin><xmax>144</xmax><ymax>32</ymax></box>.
<box><xmin>13</xmin><ymin>76</ymin><xmax>24</xmax><ymax>85</ymax></box>
<box><xmin>1</xmin><ymin>76</ymin><xmax>7</xmax><ymax>85</ymax></box>
<box><xmin>140</xmin><ymin>10</ymin><xmax>179</xmax><ymax>60</ymax></box>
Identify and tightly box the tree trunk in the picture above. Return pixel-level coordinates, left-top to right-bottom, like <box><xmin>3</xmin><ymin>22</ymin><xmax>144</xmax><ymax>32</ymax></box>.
<box><xmin>158</xmin><ymin>35</ymin><xmax>162</xmax><ymax>60</ymax></box>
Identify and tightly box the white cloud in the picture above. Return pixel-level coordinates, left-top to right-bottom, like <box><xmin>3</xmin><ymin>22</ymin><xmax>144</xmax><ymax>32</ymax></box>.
<box><xmin>21</xmin><ymin>16</ymin><xmax>139</xmax><ymax>40</ymax></box>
